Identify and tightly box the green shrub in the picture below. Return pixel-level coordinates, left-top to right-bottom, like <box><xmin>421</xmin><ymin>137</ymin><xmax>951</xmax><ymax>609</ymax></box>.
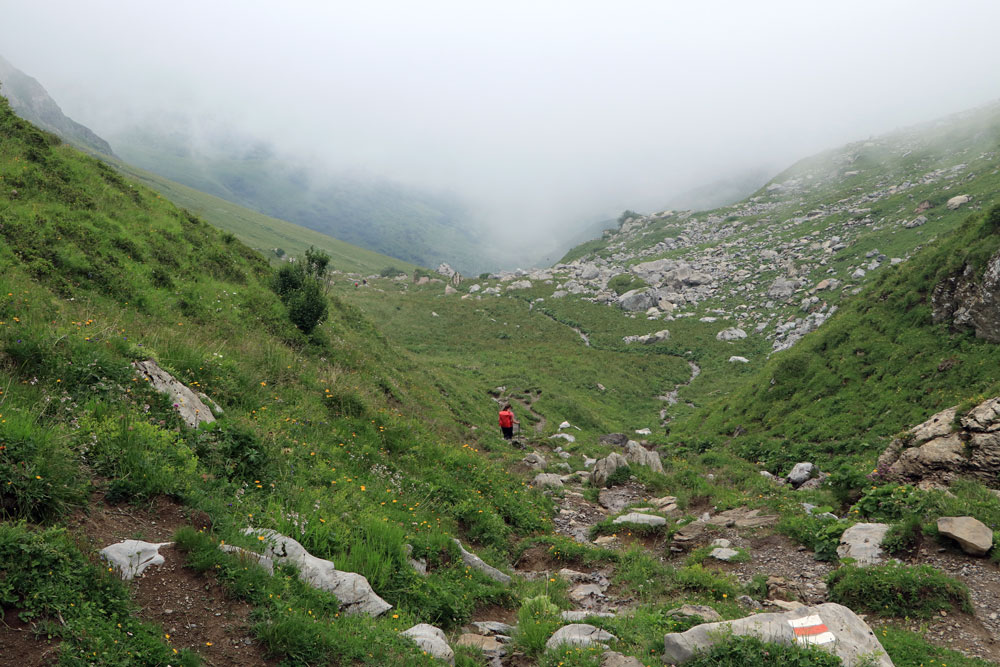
<box><xmin>604</xmin><ymin>463</ymin><xmax>632</xmax><ymax>488</ymax></box>
<box><xmin>826</xmin><ymin>562</ymin><xmax>972</xmax><ymax>618</ymax></box>
<box><xmin>684</xmin><ymin>634</ymin><xmax>842</xmax><ymax>667</ymax></box>
<box><xmin>0</xmin><ymin>414</ymin><xmax>84</xmax><ymax>521</ymax></box>
<box><xmin>380</xmin><ymin>266</ymin><xmax>406</xmax><ymax>278</ymax></box>
<box><xmin>607</xmin><ymin>273</ymin><xmax>646</xmax><ymax>295</ymax></box>
<box><xmin>850</xmin><ymin>484</ymin><xmax>924</xmax><ymax>521</ymax></box>
<box><xmin>454</xmin><ymin>499</ymin><xmax>511</xmax><ymax>550</ymax></box>
<box><xmin>881</xmin><ymin>516</ymin><xmax>923</xmax><ymax>557</ymax></box>
<box><xmin>777</xmin><ymin>514</ymin><xmax>846</xmax><ymax>561</ymax></box>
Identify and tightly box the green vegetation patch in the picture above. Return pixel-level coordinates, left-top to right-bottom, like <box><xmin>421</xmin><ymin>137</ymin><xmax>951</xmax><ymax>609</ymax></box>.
<box><xmin>826</xmin><ymin>562</ymin><xmax>972</xmax><ymax>618</ymax></box>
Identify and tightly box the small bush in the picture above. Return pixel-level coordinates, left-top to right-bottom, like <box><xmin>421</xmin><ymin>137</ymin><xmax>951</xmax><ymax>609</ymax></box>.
<box><xmin>777</xmin><ymin>514</ymin><xmax>846</xmax><ymax>561</ymax></box>
<box><xmin>881</xmin><ymin>516</ymin><xmax>923</xmax><ymax>557</ymax></box>
<box><xmin>604</xmin><ymin>463</ymin><xmax>632</xmax><ymax>488</ymax></box>
<box><xmin>607</xmin><ymin>273</ymin><xmax>646</xmax><ymax>295</ymax></box>
<box><xmin>827</xmin><ymin>562</ymin><xmax>972</xmax><ymax>618</ymax></box>
<box><xmin>454</xmin><ymin>499</ymin><xmax>511</xmax><ymax>551</ymax></box>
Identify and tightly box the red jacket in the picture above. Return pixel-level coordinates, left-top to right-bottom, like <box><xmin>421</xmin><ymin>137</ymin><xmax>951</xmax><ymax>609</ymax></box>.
<box><xmin>498</xmin><ymin>410</ymin><xmax>514</xmax><ymax>428</ymax></box>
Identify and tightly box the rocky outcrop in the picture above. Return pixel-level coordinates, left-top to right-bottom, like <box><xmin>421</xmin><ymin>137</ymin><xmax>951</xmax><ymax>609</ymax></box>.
<box><xmin>662</xmin><ymin>603</ymin><xmax>892</xmax><ymax>666</ymax></box>
<box><xmin>133</xmin><ymin>359</ymin><xmax>217</xmax><ymax>428</ymax></box>
<box><xmin>245</xmin><ymin>529</ymin><xmax>391</xmax><ymax>616</ymax></box>
<box><xmin>878</xmin><ymin>396</ymin><xmax>1000</xmax><ymax>487</ymax></box>
<box><xmin>623</xmin><ymin>440</ymin><xmax>664</xmax><ymax>473</ymax></box>
<box><xmin>590</xmin><ymin>452</ymin><xmax>629</xmax><ymax>487</ymax></box>
<box><xmin>932</xmin><ymin>248</ymin><xmax>1000</xmax><ymax>342</ymax></box>
<box><xmin>452</xmin><ymin>539</ymin><xmax>512</xmax><ymax>584</ymax></box>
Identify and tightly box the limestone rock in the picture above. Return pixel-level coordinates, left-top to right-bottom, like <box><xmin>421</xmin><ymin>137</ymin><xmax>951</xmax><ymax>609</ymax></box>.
<box><xmin>837</xmin><ymin>523</ymin><xmax>890</xmax><ymax>566</ymax></box>
<box><xmin>937</xmin><ymin>516</ymin><xmax>993</xmax><ymax>556</ymax></box>
<box><xmin>786</xmin><ymin>462</ymin><xmax>815</xmax><ymax>487</ymax></box>
<box><xmin>716</xmin><ymin>327</ymin><xmax>747</xmax><ymax>341</ymax></box>
<box><xmin>245</xmin><ymin>528</ymin><xmax>391</xmax><ymax>616</ymax></box>
<box><xmin>471</xmin><ymin>621</ymin><xmax>515</xmax><ymax>637</ymax></box>
<box><xmin>546</xmin><ymin>624</ymin><xmax>617</xmax><ymax>651</ymax></box>
<box><xmin>453</xmin><ymin>539</ymin><xmax>511</xmax><ymax>584</ymax></box>
<box><xmin>601</xmin><ymin>651</ymin><xmax>643</xmax><ymax>667</ymax></box>
<box><xmin>613</xmin><ymin>512</ymin><xmax>667</xmax><ymax>527</ymax></box>
<box><xmin>667</xmin><ymin>604</ymin><xmax>723</xmax><ymax>622</ymax></box>
<box><xmin>728</xmin><ymin>356</ymin><xmax>750</xmax><ymax>363</ymax></box>
<box><xmin>402</xmin><ymin>624</ymin><xmax>454</xmax><ymax>665</ymax></box>
<box><xmin>623</xmin><ymin>440</ymin><xmax>663</xmax><ymax>473</ymax></box>
<box><xmin>599</xmin><ymin>433</ymin><xmax>629</xmax><ymax>447</ymax></box>
<box><xmin>219</xmin><ymin>544</ymin><xmax>275</xmax><ymax>575</ymax></box>
<box><xmin>932</xmin><ymin>249</ymin><xmax>1000</xmax><ymax>342</ymax></box>
<box><xmin>591</xmin><ymin>452</ymin><xmax>629</xmax><ymax>487</ymax></box>
<box><xmin>100</xmin><ymin>540</ymin><xmax>172</xmax><ymax>580</ymax></box>
<box><xmin>946</xmin><ymin>194</ymin><xmax>971</xmax><ymax>210</ymax></box>
<box><xmin>507</xmin><ymin>280</ymin><xmax>532</xmax><ymax>290</ymax></box>
<box><xmin>709</xmin><ymin>547</ymin><xmax>740</xmax><ymax>561</ymax></box>
<box><xmin>523</xmin><ymin>452</ymin><xmax>547</xmax><ymax>470</ymax></box>
<box><xmin>533</xmin><ymin>473</ymin><xmax>564</xmax><ymax>489</ymax></box>
<box><xmin>456</xmin><ymin>633</ymin><xmax>504</xmax><ymax>657</ymax></box>
<box><xmin>132</xmin><ymin>360</ymin><xmax>216</xmax><ymax>428</ymax></box>
<box><xmin>662</xmin><ymin>603</ymin><xmax>892</xmax><ymax>667</ymax></box>
<box><xmin>561</xmin><ymin>610</ymin><xmax>616</xmax><ymax>622</ymax></box>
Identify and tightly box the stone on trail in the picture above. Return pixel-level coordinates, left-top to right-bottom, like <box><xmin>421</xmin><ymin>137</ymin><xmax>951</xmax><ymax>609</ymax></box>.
<box><xmin>456</xmin><ymin>633</ymin><xmax>504</xmax><ymax>658</ymax></box>
<box><xmin>533</xmin><ymin>473</ymin><xmax>564</xmax><ymax>489</ymax></box>
<box><xmin>837</xmin><ymin>523</ymin><xmax>890</xmax><ymax>566</ymax></box>
<box><xmin>591</xmin><ymin>452</ymin><xmax>629</xmax><ymax>487</ymax></box>
<box><xmin>662</xmin><ymin>603</ymin><xmax>892</xmax><ymax>667</ymax></box>
<box><xmin>623</xmin><ymin>440</ymin><xmax>664</xmax><ymax>473</ymax></box>
<box><xmin>937</xmin><ymin>516</ymin><xmax>994</xmax><ymax>556</ymax></box>
<box><xmin>546</xmin><ymin>624</ymin><xmax>617</xmax><ymax>651</ymax></box>
<box><xmin>453</xmin><ymin>539</ymin><xmax>512</xmax><ymax>584</ymax></box>
<box><xmin>132</xmin><ymin>359</ymin><xmax>216</xmax><ymax>428</ymax></box>
<box><xmin>100</xmin><ymin>540</ymin><xmax>172</xmax><ymax>580</ymax></box>
<box><xmin>401</xmin><ymin>624</ymin><xmax>454</xmax><ymax>665</ymax></box>
<box><xmin>245</xmin><ymin>528</ymin><xmax>391</xmax><ymax>616</ymax></box>
<box><xmin>709</xmin><ymin>547</ymin><xmax>740</xmax><ymax>561</ymax></box>
<box><xmin>523</xmin><ymin>452</ymin><xmax>547</xmax><ymax>470</ymax></box>
<box><xmin>613</xmin><ymin>512</ymin><xmax>667</xmax><ymax>527</ymax></box>
<box><xmin>549</xmin><ymin>432</ymin><xmax>576</xmax><ymax>443</ymax></box>
<box><xmin>667</xmin><ymin>604</ymin><xmax>723</xmax><ymax>623</ymax></box>
<box><xmin>600</xmin><ymin>651</ymin><xmax>644</xmax><ymax>667</ymax></box>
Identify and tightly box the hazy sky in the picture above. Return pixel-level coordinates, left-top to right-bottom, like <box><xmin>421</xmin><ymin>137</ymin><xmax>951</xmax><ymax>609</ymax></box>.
<box><xmin>4</xmin><ymin>0</ymin><xmax>1000</xmax><ymax>252</ymax></box>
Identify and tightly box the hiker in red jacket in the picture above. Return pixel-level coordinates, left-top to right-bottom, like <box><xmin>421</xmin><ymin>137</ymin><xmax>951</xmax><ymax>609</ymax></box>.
<box><xmin>498</xmin><ymin>404</ymin><xmax>519</xmax><ymax>440</ymax></box>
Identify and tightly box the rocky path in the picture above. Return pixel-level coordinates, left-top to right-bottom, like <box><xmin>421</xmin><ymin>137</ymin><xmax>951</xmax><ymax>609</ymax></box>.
<box><xmin>659</xmin><ymin>361</ymin><xmax>700</xmax><ymax>426</ymax></box>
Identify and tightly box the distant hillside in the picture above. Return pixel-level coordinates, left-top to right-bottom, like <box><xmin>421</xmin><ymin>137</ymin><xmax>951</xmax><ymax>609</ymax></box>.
<box><xmin>109</xmin><ymin>123</ymin><xmax>491</xmax><ymax>273</ymax></box>
<box><xmin>0</xmin><ymin>54</ymin><xmax>114</xmax><ymax>156</ymax></box>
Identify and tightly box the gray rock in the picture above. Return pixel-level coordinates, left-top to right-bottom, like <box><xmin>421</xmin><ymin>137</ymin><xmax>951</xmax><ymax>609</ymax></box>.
<box><xmin>100</xmin><ymin>540</ymin><xmax>172</xmax><ymax>580</ymax></box>
<box><xmin>561</xmin><ymin>610</ymin><xmax>616</xmax><ymax>621</ymax></box>
<box><xmin>506</xmin><ymin>279</ymin><xmax>532</xmax><ymax>290</ymax></box>
<box><xmin>613</xmin><ymin>512</ymin><xmax>667</xmax><ymax>527</ymax></box>
<box><xmin>549</xmin><ymin>433</ymin><xmax>576</xmax><ymax>443</ymax></box>
<box><xmin>623</xmin><ymin>440</ymin><xmax>663</xmax><ymax>473</ymax></box>
<box><xmin>946</xmin><ymin>194</ymin><xmax>971</xmax><ymax>210</ymax></box>
<box><xmin>402</xmin><ymin>624</ymin><xmax>454</xmax><ymax>665</ymax></box>
<box><xmin>667</xmin><ymin>604</ymin><xmax>723</xmax><ymax>622</ymax></box>
<box><xmin>456</xmin><ymin>633</ymin><xmax>504</xmax><ymax>658</ymax></box>
<box><xmin>599</xmin><ymin>433</ymin><xmax>629</xmax><ymax>447</ymax></box>
<box><xmin>591</xmin><ymin>452</ymin><xmax>629</xmax><ymax>487</ymax></box>
<box><xmin>600</xmin><ymin>651</ymin><xmax>644</xmax><ymax>667</ymax></box>
<box><xmin>523</xmin><ymin>452</ymin><xmax>547</xmax><ymax>470</ymax></box>
<box><xmin>768</xmin><ymin>277</ymin><xmax>797</xmax><ymax>299</ymax></box>
<box><xmin>453</xmin><ymin>539</ymin><xmax>511</xmax><ymax>584</ymax></box>
<box><xmin>546</xmin><ymin>624</ymin><xmax>617</xmax><ymax>651</ymax></box>
<box><xmin>716</xmin><ymin>327</ymin><xmax>747</xmax><ymax>341</ymax></box>
<box><xmin>533</xmin><ymin>473</ymin><xmax>564</xmax><ymax>489</ymax></box>
<box><xmin>472</xmin><ymin>621</ymin><xmax>515</xmax><ymax>636</ymax></box>
<box><xmin>219</xmin><ymin>544</ymin><xmax>275</xmax><ymax>575</ymax></box>
<box><xmin>837</xmin><ymin>523</ymin><xmax>890</xmax><ymax>566</ymax></box>
<box><xmin>132</xmin><ymin>360</ymin><xmax>216</xmax><ymax>428</ymax></box>
<box><xmin>619</xmin><ymin>289</ymin><xmax>656</xmax><ymax>312</ymax></box>
<box><xmin>937</xmin><ymin>516</ymin><xmax>993</xmax><ymax>556</ymax></box>
<box><xmin>662</xmin><ymin>603</ymin><xmax>892</xmax><ymax>666</ymax></box>
<box><xmin>786</xmin><ymin>462</ymin><xmax>815</xmax><ymax>487</ymax></box>
<box><xmin>245</xmin><ymin>529</ymin><xmax>391</xmax><ymax>616</ymax></box>
<box><xmin>728</xmin><ymin>355</ymin><xmax>750</xmax><ymax>363</ymax></box>
<box><xmin>709</xmin><ymin>547</ymin><xmax>740</xmax><ymax>561</ymax></box>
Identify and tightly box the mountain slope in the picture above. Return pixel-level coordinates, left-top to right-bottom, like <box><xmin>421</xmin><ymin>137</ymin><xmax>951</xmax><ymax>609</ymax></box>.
<box><xmin>0</xmin><ymin>54</ymin><xmax>114</xmax><ymax>156</ymax></box>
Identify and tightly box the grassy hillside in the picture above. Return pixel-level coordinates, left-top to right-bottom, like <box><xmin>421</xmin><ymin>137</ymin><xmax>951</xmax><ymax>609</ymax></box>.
<box><xmin>112</xmin><ymin>157</ymin><xmax>418</xmax><ymax>276</ymax></box>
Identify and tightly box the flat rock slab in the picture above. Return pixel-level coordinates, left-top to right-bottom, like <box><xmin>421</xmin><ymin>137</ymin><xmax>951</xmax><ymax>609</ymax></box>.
<box><xmin>100</xmin><ymin>540</ymin><xmax>172</xmax><ymax>580</ymax></box>
<box><xmin>546</xmin><ymin>624</ymin><xmax>617</xmax><ymax>651</ymax></box>
<box><xmin>709</xmin><ymin>547</ymin><xmax>740</xmax><ymax>561</ymax></box>
<box><xmin>662</xmin><ymin>603</ymin><xmax>892</xmax><ymax>667</ymax></box>
<box><xmin>533</xmin><ymin>473</ymin><xmax>564</xmax><ymax>489</ymax></box>
<box><xmin>456</xmin><ymin>633</ymin><xmax>504</xmax><ymax>656</ymax></box>
<box><xmin>938</xmin><ymin>516</ymin><xmax>994</xmax><ymax>556</ymax></box>
<box><xmin>402</xmin><ymin>624</ymin><xmax>454</xmax><ymax>665</ymax></box>
<box><xmin>837</xmin><ymin>523</ymin><xmax>890</xmax><ymax>566</ymax></box>
<box><xmin>667</xmin><ymin>604</ymin><xmax>723</xmax><ymax>622</ymax></box>
<box><xmin>613</xmin><ymin>512</ymin><xmax>666</xmax><ymax>527</ymax></box>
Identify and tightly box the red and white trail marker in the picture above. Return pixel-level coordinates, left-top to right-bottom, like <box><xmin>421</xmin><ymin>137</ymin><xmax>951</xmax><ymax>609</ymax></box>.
<box><xmin>788</xmin><ymin>614</ymin><xmax>836</xmax><ymax>645</ymax></box>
